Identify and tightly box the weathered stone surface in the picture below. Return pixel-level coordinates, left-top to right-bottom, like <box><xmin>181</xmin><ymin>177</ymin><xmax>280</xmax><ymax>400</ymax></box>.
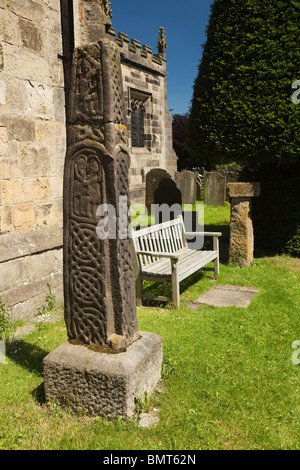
<box><xmin>12</xmin><ymin>202</ymin><xmax>35</xmax><ymax>230</ymax></box>
<box><xmin>0</xmin><ymin>248</ymin><xmax>62</xmax><ymax>293</ymax></box>
<box><xmin>0</xmin><ymin>44</ymin><xmax>3</xmax><ymax>71</ymax></box>
<box><xmin>25</xmin><ymin>81</ymin><xmax>55</xmax><ymax>120</ymax></box>
<box><xmin>227</xmin><ymin>182</ymin><xmax>261</xmax><ymax>199</ymax></box>
<box><xmin>63</xmin><ymin>38</ymin><xmax>139</xmax><ymax>349</ymax></box>
<box><xmin>0</xmin><ymin>80</ymin><xmax>5</xmax><ymax>104</ymax></box>
<box><xmin>6</xmin><ymin>0</ymin><xmax>45</xmax><ymax>23</ymax></box>
<box><xmin>19</xmin><ymin>18</ymin><xmax>42</xmax><ymax>53</ymax></box>
<box><xmin>229</xmin><ymin>200</ymin><xmax>254</xmax><ymax>266</ymax></box>
<box><xmin>73</xmin><ymin>0</ymin><xmax>111</xmax><ymax>48</ymax></box>
<box><xmin>204</xmin><ymin>172</ymin><xmax>226</xmax><ymax>206</ymax></box>
<box><xmin>138</xmin><ymin>413</ymin><xmax>160</xmax><ymax>428</ymax></box>
<box><xmin>2</xmin><ymin>269</ymin><xmax>62</xmax><ymax>311</ymax></box>
<box><xmin>0</xmin><ymin>205</ymin><xmax>12</xmax><ymax>233</ymax></box>
<box><xmin>0</xmin><ymin>226</ymin><xmax>63</xmax><ymax>264</ymax></box>
<box><xmin>195</xmin><ymin>285</ymin><xmax>259</xmax><ymax>308</ymax></box>
<box><xmin>0</xmin><ymin>113</ymin><xmax>35</xmax><ymax>142</ymax></box>
<box><xmin>35</xmin><ymin>199</ymin><xmax>62</xmax><ymax>227</ymax></box>
<box><xmin>0</xmin><ymin>159</ymin><xmax>19</xmax><ymax>179</ymax></box>
<box><xmin>2</xmin><ymin>178</ymin><xmax>50</xmax><ymax>204</ymax></box>
<box><xmin>175</xmin><ymin>170</ymin><xmax>198</xmax><ymax>205</ymax></box>
<box><xmin>4</xmin><ymin>45</ymin><xmax>50</xmax><ymax>84</ymax></box>
<box><xmin>43</xmin><ymin>331</ymin><xmax>163</xmax><ymax>418</ymax></box>
<box><xmin>227</xmin><ymin>182</ymin><xmax>261</xmax><ymax>266</ymax></box>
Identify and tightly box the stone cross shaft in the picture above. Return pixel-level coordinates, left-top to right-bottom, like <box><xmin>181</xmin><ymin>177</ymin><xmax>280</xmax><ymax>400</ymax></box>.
<box><xmin>63</xmin><ymin>38</ymin><xmax>139</xmax><ymax>350</ymax></box>
<box><xmin>227</xmin><ymin>182</ymin><xmax>261</xmax><ymax>267</ymax></box>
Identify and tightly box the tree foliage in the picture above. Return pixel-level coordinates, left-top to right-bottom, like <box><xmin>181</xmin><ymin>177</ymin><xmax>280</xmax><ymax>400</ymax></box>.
<box><xmin>172</xmin><ymin>114</ymin><xmax>192</xmax><ymax>170</ymax></box>
<box><xmin>189</xmin><ymin>0</ymin><xmax>300</xmax><ymax>168</ymax></box>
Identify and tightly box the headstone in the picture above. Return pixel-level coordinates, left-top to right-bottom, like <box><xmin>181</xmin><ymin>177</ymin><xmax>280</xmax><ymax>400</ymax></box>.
<box><xmin>153</xmin><ymin>178</ymin><xmax>182</xmax><ymax>223</ymax></box>
<box><xmin>145</xmin><ymin>168</ymin><xmax>172</xmax><ymax>215</ymax></box>
<box><xmin>175</xmin><ymin>170</ymin><xmax>198</xmax><ymax>205</ymax></box>
<box><xmin>227</xmin><ymin>182</ymin><xmax>261</xmax><ymax>266</ymax></box>
<box><xmin>203</xmin><ymin>172</ymin><xmax>226</xmax><ymax>206</ymax></box>
<box><xmin>43</xmin><ymin>36</ymin><xmax>162</xmax><ymax>418</ymax></box>
<box><xmin>218</xmin><ymin>169</ymin><xmax>240</xmax><ymax>201</ymax></box>
<box><xmin>196</xmin><ymin>174</ymin><xmax>202</xmax><ymax>201</ymax></box>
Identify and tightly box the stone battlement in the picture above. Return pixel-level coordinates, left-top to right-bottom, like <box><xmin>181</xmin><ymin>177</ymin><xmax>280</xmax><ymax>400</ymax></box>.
<box><xmin>106</xmin><ymin>28</ymin><xmax>167</xmax><ymax>75</ymax></box>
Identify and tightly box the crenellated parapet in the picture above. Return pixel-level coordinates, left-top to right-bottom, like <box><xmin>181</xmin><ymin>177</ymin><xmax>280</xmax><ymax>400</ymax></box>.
<box><xmin>106</xmin><ymin>28</ymin><xmax>167</xmax><ymax>76</ymax></box>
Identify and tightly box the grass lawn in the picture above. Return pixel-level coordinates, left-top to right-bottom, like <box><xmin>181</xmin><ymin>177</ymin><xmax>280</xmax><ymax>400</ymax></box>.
<box><xmin>0</xmin><ymin>203</ymin><xmax>300</xmax><ymax>450</ymax></box>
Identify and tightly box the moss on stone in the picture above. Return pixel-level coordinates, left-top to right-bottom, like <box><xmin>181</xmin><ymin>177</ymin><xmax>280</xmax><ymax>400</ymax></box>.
<box><xmin>68</xmin><ymin>339</ymin><xmax>127</xmax><ymax>354</ymax></box>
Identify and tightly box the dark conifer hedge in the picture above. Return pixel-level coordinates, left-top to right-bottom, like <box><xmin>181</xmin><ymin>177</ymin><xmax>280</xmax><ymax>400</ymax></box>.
<box><xmin>189</xmin><ymin>0</ymin><xmax>300</xmax><ymax>255</ymax></box>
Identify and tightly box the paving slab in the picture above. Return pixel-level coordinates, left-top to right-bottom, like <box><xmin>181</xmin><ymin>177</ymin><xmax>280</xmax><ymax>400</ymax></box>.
<box><xmin>194</xmin><ymin>285</ymin><xmax>259</xmax><ymax>308</ymax></box>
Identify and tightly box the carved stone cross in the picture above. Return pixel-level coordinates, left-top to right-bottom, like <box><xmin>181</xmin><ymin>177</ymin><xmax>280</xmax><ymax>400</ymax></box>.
<box><xmin>63</xmin><ymin>38</ymin><xmax>139</xmax><ymax>350</ymax></box>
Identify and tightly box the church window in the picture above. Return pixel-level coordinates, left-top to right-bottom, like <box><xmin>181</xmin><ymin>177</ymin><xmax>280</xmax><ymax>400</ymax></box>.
<box><xmin>131</xmin><ymin>98</ymin><xmax>145</xmax><ymax>148</ymax></box>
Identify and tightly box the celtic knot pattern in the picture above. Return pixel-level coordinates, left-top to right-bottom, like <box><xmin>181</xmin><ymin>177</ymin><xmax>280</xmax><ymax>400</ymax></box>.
<box><xmin>64</xmin><ymin>38</ymin><xmax>139</xmax><ymax>348</ymax></box>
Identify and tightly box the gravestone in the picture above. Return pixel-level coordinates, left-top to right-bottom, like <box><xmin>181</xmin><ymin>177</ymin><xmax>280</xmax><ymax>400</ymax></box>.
<box><xmin>203</xmin><ymin>172</ymin><xmax>226</xmax><ymax>206</ymax></box>
<box><xmin>196</xmin><ymin>174</ymin><xmax>202</xmax><ymax>201</ymax></box>
<box><xmin>218</xmin><ymin>169</ymin><xmax>240</xmax><ymax>201</ymax></box>
<box><xmin>153</xmin><ymin>178</ymin><xmax>182</xmax><ymax>223</ymax></box>
<box><xmin>43</xmin><ymin>36</ymin><xmax>162</xmax><ymax>418</ymax></box>
<box><xmin>175</xmin><ymin>170</ymin><xmax>198</xmax><ymax>205</ymax></box>
<box><xmin>145</xmin><ymin>168</ymin><xmax>172</xmax><ymax>215</ymax></box>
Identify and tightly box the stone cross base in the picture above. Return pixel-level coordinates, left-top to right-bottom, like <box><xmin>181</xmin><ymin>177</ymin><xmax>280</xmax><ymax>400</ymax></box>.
<box><xmin>227</xmin><ymin>183</ymin><xmax>261</xmax><ymax>267</ymax></box>
<box><xmin>43</xmin><ymin>332</ymin><xmax>162</xmax><ymax>418</ymax></box>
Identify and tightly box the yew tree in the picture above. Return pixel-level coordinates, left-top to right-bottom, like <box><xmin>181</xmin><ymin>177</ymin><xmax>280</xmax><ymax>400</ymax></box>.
<box><xmin>189</xmin><ymin>0</ymin><xmax>300</xmax><ymax>168</ymax></box>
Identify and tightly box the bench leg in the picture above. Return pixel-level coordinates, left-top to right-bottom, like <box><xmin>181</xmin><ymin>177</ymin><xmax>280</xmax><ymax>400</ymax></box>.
<box><xmin>214</xmin><ymin>256</ymin><xmax>219</xmax><ymax>279</ymax></box>
<box><xmin>213</xmin><ymin>236</ymin><xmax>220</xmax><ymax>279</ymax></box>
<box><xmin>171</xmin><ymin>258</ymin><xmax>180</xmax><ymax>308</ymax></box>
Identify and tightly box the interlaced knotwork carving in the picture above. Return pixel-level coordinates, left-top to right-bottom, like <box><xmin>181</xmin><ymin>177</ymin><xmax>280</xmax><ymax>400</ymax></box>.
<box><xmin>70</xmin><ymin>43</ymin><xmax>103</xmax><ymax>126</ymax></box>
<box><xmin>64</xmin><ymin>38</ymin><xmax>139</xmax><ymax>348</ymax></box>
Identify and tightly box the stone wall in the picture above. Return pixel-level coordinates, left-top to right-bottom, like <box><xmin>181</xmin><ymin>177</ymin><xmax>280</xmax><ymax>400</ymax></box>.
<box><xmin>110</xmin><ymin>30</ymin><xmax>177</xmax><ymax>203</ymax></box>
<box><xmin>0</xmin><ymin>0</ymin><xmax>176</xmax><ymax>319</ymax></box>
<box><xmin>0</xmin><ymin>0</ymin><xmax>65</xmax><ymax>319</ymax></box>
<box><xmin>72</xmin><ymin>0</ymin><xmax>177</xmax><ymax>203</ymax></box>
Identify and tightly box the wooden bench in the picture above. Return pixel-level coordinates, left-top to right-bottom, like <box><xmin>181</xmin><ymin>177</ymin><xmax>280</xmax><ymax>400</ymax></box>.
<box><xmin>132</xmin><ymin>215</ymin><xmax>222</xmax><ymax>308</ymax></box>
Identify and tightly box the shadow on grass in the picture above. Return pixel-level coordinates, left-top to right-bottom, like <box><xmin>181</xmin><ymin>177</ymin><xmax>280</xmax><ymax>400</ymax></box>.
<box><xmin>6</xmin><ymin>340</ymin><xmax>49</xmax><ymax>377</ymax></box>
<box><xmin>6</xmin><ymin>340</ymin><xmax>49</xmax><ymax>405</ymax></box>
<box><xmin>142</xmin><ymin>270</ymin><xmax>207</xmax><ymax>308</ymax></box>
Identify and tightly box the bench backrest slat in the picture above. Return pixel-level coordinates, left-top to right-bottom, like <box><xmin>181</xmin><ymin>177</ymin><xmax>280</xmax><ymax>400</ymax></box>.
<box><xmin>132</xmin><ymin>216</ymin><xmax>186</xmax><ymax>270</ymax></box>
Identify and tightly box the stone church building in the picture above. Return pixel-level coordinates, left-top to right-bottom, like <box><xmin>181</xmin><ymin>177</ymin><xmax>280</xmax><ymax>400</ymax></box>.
<box><xmin>0</xmin><ymin>0</ymin><xmax>177</xmax><ymax>319</ymax></box>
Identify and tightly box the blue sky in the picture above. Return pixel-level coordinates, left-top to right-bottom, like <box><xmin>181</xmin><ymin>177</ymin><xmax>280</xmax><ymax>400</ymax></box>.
<box><xmin>109</xmin><ymin>0</ymin><xmax>214</xmax><ymax>116</ymax></box>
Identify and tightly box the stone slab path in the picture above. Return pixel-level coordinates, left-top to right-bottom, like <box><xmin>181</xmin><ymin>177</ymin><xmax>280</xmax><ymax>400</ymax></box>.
<box><xmin>188</xmin><ymin>285</ymin><xmax>259</xmax><ymax>309</ymax></box>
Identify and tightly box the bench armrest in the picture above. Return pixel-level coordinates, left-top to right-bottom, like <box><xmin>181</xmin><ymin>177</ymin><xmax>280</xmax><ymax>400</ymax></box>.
<box><xmin>135</xmin><ymin>250</ymin><xmax>180</xmax><ymax>259</ymax></box>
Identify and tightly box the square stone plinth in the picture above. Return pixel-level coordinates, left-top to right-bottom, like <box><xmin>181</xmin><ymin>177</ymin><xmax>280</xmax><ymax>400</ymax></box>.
<box><xmin>43</xmin><ymin>331</ymin><xmax>163</xmax><ymax>418</ymax></box>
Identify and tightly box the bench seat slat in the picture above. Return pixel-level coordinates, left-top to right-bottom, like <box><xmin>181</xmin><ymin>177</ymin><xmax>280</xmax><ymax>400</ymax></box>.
<box><xmin>140</xmin><ymin>250</ymin><xmax>217</xmax><ymax>280</ymax></box>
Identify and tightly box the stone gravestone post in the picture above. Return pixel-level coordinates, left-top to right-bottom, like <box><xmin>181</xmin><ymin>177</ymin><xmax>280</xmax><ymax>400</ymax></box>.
<box><xmin>227</xmin><ymin>182</ymin><xmax>261</xmax><ymax>266</ymax></box>
<box><xmin>175</xmin><ymin>170</ymin><xmax>198</xmax><ymax>205</ymax></box>
<box><xmin>203</xmin><ymin>172</ymin><xmax>226</xmax><ymax>206</ymax></box>
<box><xmin>43</xmin><ymin>37</ymin><xmax>162</xmax><ymax>418</ymax></box>
<box><xmin>153</xmin><ymin>178</ymin><xmax>182</xmax><ymax>223</ymax></box>
<box><xmin>145</xmin><ymin>168</ymin><xmax>172</xmax><ymax>215</ymax></box>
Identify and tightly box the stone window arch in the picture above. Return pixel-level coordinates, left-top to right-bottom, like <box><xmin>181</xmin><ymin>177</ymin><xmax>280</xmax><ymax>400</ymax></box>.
<box><xmin>131</xmin><ymin>98</ymin><xmax>145</xmax><ymax>148</ymax></box>
<box><xmin>129</xmin><ymin>90</ymin><xmax>152</xmax><ymax>149</ymax></box>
